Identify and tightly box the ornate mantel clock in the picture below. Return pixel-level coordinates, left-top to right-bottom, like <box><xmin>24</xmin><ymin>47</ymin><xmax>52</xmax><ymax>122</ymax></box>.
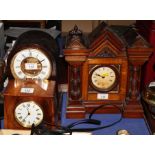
<box><xmin>4</xmin><ymin>30</ymin><xmax>59</xmax><ymax>129</ymax></box>
<box><xmin>64</xmin><ymin>23</ymin><xmax>153</xmax><ymax>119</ymax></box>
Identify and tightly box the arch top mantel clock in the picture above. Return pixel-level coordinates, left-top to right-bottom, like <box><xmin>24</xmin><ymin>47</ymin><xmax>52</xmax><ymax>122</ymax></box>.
<box><xmin>3</xmin><ymin>30</ymin><xmax>59</xmax><ymax>129</ymax></box>
<box><xmin>64</xmin><ymin>23</ymin><xmax>153</xmax><ymax>119</ymax></box>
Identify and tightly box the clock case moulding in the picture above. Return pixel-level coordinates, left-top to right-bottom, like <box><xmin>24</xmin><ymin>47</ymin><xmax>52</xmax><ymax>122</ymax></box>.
<box><xmin>64</xmin><ymin>23</ymin><xmax>153</xmax><ymax>119</ymax></box>
<box><xmin>3</xmin><ymin>30</ymin><xmax>60</xmax><ymax>130</ymax></box>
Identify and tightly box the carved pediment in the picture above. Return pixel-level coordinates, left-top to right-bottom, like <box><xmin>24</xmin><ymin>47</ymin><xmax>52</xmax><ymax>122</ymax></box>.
<box><xmin>65</xmin><ymin>25</ymin><xmax>86</xmax><ymax>49</ymax></box>
<box><xmin>89</xmin><ymin>44</ymin><xmax>119</xmax><ymax>57</ymax></box>
<box><xmin>130</xmin><ymin>35</ymin><xmax>151</xmax><ymax>48</ymax></box>
<box><xmin>66</xmin><ymin>38</ymin><xmax>86</xmax><ymax>49</ymax></box>
<box><xmin>89</xmin><ymin>26</ymin><xmax>126</xmax><ymax>58</ymax></box>
<box><xmin>95</xmin><ymin>47</ymin><xmax>116</xmax><ymax>57</ymax></box>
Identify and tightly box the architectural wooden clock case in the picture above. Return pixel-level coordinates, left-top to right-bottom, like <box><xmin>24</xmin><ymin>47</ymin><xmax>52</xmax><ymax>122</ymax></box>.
<box><xmin>4</xmin><ymin>30</ymin><xmax>59</xmax><ymax>129</ymax></box>
<box><xmin>64</xmin><ymin>24</ymin><xmax>153</xmax><ymax>119</ymax></box>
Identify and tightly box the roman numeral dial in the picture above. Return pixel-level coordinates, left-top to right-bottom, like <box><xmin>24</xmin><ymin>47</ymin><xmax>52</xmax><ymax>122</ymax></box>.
<box><xmin>10</xmin><ymin>48</ymin><xmax>52</xmax><ymax>80</ymax></box>
<box><xmin>14</xmin><ymin>101</ymin><xmax>43</xmax><ymax>128</ymax></box>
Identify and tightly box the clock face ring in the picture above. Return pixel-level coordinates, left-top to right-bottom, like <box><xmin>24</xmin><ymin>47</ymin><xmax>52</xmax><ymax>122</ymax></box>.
<box><xmin>20</xmin><ymin>57</ymin><xmax>42</xmax><ymax>77</ymax></box>
<box><xmin>10</xmin><ymin>48</ymin><xmax>52</xmax><ymax>80</ymax></box>
<box><xmin>14</xmin><ymin>101</ymin><xmax>44</xmax><ymax>128</ymax></box>
<box><xmin>89</xmin><ymin>65</ymin><xmax>119</xmax><ymax>92</ymax></box>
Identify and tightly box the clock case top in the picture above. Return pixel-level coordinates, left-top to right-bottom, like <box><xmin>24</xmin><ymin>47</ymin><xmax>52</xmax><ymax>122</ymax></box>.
<box><xmin>6</xmin><ymin>30</ymin><xmax>59</xmax><ymax>81</ymax></box>
<box><xmin>64</xmin><ymin>22</ymin><xmax>153</xmax><ymax>118</ymax></box>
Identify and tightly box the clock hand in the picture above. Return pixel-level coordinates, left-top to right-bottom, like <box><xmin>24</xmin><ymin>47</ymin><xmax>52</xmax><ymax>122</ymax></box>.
<box><xmin>26</xmin><ymin>107</ymin><xmax>30</xmax><ymax>113</ymax></box>
<box><xmin>22</xmin><ymin>107</ymin><xmax>31</xmax><ymax>122</ymax></box>
<box><xmin>95</xmin><ymin>74</ymin><xmax>105</xmax><ymax>78</ymax></box>
<box><xmin>40</xmin><ymin>59</ymin><xmax>45</xmax><ymax>62</ymax></box>
<box><xmin>22</xmin><ymin>113</ymin><xmax>29</xmax><ymax>122</ymax></box>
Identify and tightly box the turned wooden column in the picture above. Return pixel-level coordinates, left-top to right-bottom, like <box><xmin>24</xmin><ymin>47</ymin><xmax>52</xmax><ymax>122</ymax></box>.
<box><xmin>64</xmin><ymin>26</ymin><xmax>89</xmax><ymax>118</ymax></box>
<box><xmin>127</xmin><ymin>65</ymin><xmax>141</xmax><ymax>102</ymax></box>
<box><xmin>124</xmin><ymin>47</ymin><xmax>153</xmax><ymax>118</ymax></box>
<box><xmin>68</xmin><ymin>63</ymin><xmax>83</xmax><ymax>105</ymax></box>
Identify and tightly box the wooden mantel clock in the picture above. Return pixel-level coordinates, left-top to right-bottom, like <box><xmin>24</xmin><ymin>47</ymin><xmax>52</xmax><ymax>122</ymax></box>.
<box><xmin>3</xmin><ymin>30</ymin><xmax>59</xmax><ymax>129</ymax></box>
<box><xmin>64</xmin><ymin>23</ymin><xmax>153</xmax><ymax>118</ymax></box>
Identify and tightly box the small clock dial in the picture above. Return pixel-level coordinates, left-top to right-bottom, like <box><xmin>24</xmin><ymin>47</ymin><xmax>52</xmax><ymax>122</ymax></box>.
<box><xmin>14</xmin><ymin>101</ymin><xmax>43</xmax><ymax>128</ymax></box>
<box><xmin>90</xmin><ymin>65</ymin><xmax>119</xmax><ymax>92</ymax></box>
<box><xmin>10</xmin><ymin>48</ymin><xmax>52</xmax><ymax>80</ymax></box>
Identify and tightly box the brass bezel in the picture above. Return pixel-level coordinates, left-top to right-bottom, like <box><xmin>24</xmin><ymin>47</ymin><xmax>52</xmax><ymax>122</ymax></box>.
<box><xmin>89</xmin><ymin>65</ymin><xmax>119</xmax><ymax>92</ymax></box>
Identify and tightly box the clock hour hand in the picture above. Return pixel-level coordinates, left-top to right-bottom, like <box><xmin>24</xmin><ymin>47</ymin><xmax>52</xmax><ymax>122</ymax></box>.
<box><xmin>22</xmin><ymin>114</ymin><xmax>29</xmax><ymax>122</ymax></box>
<box><xmin>95</xmin><ymin>73</ymin><xmax>105</xmax><ymax>78</ymax></box>
<box><xmin>22</xmin><ymin>107</ymin><xmax>31</xmax><ymax>122</ymax></box>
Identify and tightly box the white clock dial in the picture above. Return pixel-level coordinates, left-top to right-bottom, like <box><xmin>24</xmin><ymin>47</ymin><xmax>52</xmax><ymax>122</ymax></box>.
<box><xmin>90</xmin><ymin>66</ymin><xmax>118</xmax><ymax>92</ymax></box>
<box><xmin>10</xmin><ymin>48</ymin><xmax>52</xmax><ymax>80</ymax></box>
<box><xmin>14</xmin><ymin>101</ymin><xmax>43</xmax><ymax>128</ymax></box>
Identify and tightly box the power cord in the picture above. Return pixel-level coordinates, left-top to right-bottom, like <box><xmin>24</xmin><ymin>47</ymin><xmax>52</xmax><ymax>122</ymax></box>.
<box><xmin>30</xmin><ymin>123</ymin><xmax>72</xmax><ymax>135</ymax></box>
<box><xmin>31</xmin><ymin>103</ymin><xmax>123</xmax><ymax>135</ymax></box>
<box><xmin>67</xmin><ymin>103</ymin><xmax>123</xmax><ymax>132</ymax></box>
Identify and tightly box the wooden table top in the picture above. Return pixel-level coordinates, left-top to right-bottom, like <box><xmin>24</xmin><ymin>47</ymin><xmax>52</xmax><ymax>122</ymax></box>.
<box><xmin>0</xmin><ymin>129</ymin><xmax>31</xmax><ymax>135</ymax></box>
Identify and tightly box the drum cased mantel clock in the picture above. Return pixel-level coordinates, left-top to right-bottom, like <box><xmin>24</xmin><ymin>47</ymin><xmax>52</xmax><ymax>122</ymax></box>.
<box><xmin>64</xmin><ymin>23</ymin><xmax>153</xmax><ymax>119</ymax></box>
<box><xmin>4</xmin><ymin>30</ymin><xmax>59</xmax><ymax>129</ymax></box>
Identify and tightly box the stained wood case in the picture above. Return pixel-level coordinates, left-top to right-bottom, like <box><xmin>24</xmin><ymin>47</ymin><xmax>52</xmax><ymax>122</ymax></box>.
<box><xmin>64</xmin><ymin>22</ymin><xmax>153</xmax><ymax>118</ymax></box>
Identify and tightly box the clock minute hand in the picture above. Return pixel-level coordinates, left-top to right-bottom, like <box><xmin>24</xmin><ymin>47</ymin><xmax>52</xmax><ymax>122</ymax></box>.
<box><xmin>40</xmin><ymin>59</ymin><xmax>45</xmax><ymax>62</ymax></box>
<box><xmin>95</xmin><ymin>73</ymin><xmax>105</xmax><ymax>78</ymax></box>
<box><xmin>22</xmin><ymin>108</ymin><xmax>30</xmax><ymax>121</ymax></box>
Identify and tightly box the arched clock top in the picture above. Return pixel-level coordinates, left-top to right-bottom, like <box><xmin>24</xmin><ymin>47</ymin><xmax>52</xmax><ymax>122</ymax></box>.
<box><xmin>6</xmin><ymin>30</ymin><xmax>58</xmax><ymax>80</ymax></box>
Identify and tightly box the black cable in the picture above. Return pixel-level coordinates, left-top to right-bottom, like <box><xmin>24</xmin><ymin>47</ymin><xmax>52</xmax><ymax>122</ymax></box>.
<box><xmin>30</xmin><ymin>103</ymin><xmax>123</xmax><ymax>134</ymax></box>
<box><xmin>31</xmin><ymin>122</ymin><xmax>72</xmax><ymax>135</ymax></box>
<box><xmin>67</xmin><ymin>103</ymin><xmax>123</xmax><ymax>132</ymax></box>
<box><xmin>66</xmin><ymin>119</ymin><xmax>101</xmax><ymax>129</ymax></box>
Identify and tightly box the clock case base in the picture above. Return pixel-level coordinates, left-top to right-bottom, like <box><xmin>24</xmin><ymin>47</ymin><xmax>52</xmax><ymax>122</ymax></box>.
<box><xmin>66</xmin><ymin>101</ymin><xmax>144</xmax><ymax>119</ymax></box>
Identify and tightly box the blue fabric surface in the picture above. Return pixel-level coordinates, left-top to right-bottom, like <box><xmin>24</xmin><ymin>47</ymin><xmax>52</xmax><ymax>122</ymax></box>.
<box><xmin>61</xmin><ymin>93</ymin><xmax>150</xmax><ymax>135</ymax></box>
